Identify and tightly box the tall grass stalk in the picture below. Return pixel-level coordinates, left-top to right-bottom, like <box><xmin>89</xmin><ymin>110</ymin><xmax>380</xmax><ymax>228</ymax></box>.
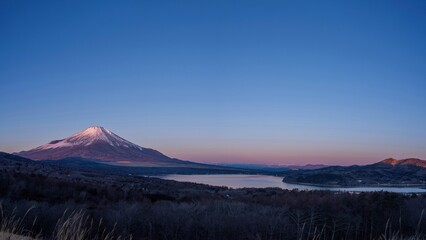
<box><xmin>0</xmin><ymin>205</ymin><xmax>40</xmax><ymax>239</ymax></box>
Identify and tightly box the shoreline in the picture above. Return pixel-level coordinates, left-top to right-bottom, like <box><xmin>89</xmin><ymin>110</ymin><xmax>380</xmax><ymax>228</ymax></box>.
<box><xmin>282</xmin><ymin>180</ymin><xmax>426</xmax><ymax>189</ymax></box>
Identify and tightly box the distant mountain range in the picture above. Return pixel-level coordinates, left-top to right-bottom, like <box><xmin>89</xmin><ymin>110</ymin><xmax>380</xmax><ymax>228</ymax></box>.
<box><xmin>283</xmin><ymin>158</ymin><xmax>426</xmax><ymax>187</ymax></box>
<box><xmin>13</xmin><ymin>126</ymin><xmax>261</xmax><ymax>174</ymax></box>
<box><xmin>217</xmin><ymin>163</ymin><xmax>327</xmax><ymax>172</ymax></box>
<box><xmin>9</xmin><ymin>126</ymin><xmax>426</xmax><ymax>186</ymax></box>
<box><xmin>14</xmin><ymin>126</ymin><xmax>328</xmax><ymax>172</ymax></box>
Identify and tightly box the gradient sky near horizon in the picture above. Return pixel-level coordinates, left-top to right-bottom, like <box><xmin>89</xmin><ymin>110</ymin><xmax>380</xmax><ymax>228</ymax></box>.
<box><xmin>1</xmin><ymin>0</ymin><xmax>425</xmax><ymax>165</ymax></box>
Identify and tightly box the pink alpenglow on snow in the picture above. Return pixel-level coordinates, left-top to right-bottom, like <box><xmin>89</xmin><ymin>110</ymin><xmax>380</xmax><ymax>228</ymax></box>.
<box><xmin>16</xmin><ymin>126</ymin><xmax>185</xmax><ymax>166</ymax></box>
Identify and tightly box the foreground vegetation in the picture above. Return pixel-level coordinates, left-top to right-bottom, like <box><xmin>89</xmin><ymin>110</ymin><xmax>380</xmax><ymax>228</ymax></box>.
<box><xmin>1</xmin><ymin>152</ymin><xmax>426</xmax><ymax>240</ymax></box>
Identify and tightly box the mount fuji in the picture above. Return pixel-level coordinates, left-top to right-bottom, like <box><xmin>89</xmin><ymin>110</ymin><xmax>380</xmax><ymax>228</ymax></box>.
<box><xmin>17</xmin><ymin>126</ymin><xmax>192</xmax><ymax>167</ymax></box>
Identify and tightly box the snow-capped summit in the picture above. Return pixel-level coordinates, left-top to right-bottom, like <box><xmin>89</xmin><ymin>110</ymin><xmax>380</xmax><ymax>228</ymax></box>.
<box><xmin>36</xmin><ymin>126</ymin><xmax>144</xmax><ymax>151</ymax></box>
<box><xmin>17</xmin><ymin>126</ymin><xmax>182</xmax><ymax>166</ymax></box>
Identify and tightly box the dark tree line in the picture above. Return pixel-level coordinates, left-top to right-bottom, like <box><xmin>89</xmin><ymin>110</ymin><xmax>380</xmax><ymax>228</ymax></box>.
<box><xmin>0</xmin><ymin>164</ymin><xmax>426</xmax><ymax>239</ymax></box>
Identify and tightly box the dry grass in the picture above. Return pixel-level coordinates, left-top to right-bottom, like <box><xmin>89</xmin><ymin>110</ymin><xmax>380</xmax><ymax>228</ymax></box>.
<box><xmin>0</xmin><ymin>204</ymin><xmax>424</xmax><ymax>240</ymax></box>
<box><xmin>0</xmin><ymin>206</ymin><xmax>129</xmax><ymax>240</ymax></box>
<box><xmin>0</xmin><ymin>206</ymin><xmax>40</xmax><ymax>240</ymax></box>
<box><xmin>53</xmin><ymin>210</ymin><xmax>128</xmax><ymax>240</ymax></box>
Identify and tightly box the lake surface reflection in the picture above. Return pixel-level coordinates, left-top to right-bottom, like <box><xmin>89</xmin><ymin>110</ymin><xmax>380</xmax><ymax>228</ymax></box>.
<box><xmin>155</xmin><ymin>174</ymin><xmax>426</xmax><ymax>193</ymax></box>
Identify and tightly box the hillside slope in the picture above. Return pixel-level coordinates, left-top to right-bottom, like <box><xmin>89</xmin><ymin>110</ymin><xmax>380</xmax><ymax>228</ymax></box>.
<box><xmin>283</xmin><ymin>158</ymin><xmax>426</xmax><ymax>187</ymax></box>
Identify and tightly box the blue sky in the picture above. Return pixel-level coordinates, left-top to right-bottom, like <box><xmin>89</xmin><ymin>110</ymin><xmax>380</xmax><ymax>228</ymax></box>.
<box><xmin>1</xmin><ymin>0</ymin><xmax>425</xmax><ymax>165</ymax></box>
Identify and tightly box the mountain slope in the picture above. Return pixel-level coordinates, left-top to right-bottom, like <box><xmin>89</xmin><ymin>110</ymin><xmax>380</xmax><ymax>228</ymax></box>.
<box><xmin>282</xmin><ymin>158</ymin><xmax>426</xmax><ymax>187</ymax></box>
<box><xmin>17</xmin><ymin>126</ymin><xmax>191</xmax><ymax>166</ymax></box>
<box><xmin>377</xmin><ymin>158</ymin><xmax>426</xmax><ymax>168</ymax></box>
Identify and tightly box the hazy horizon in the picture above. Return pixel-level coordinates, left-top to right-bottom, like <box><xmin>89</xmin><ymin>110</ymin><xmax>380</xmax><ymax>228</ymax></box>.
<box><xmin>3</xmin><ymin>125</ymin><xmax>423</xmax><ymax>166</ymax></box>
<box><xmin>1</xmin><ymin>1</ymin><xmax>425</xmax><ymax>165</ymax></box>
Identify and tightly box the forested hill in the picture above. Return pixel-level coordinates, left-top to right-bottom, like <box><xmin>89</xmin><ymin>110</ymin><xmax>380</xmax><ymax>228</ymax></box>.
<box><xmin>283</xmin><ymin>158</ymin><xmax>426</xmax><ymax>187</ymax></box>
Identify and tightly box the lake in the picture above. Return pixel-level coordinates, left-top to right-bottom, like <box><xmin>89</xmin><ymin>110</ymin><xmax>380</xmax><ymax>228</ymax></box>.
<box><xmin>155</xmin><ymin>174</ymin><xmax>426</xmax><ymax>193</ymax></box>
